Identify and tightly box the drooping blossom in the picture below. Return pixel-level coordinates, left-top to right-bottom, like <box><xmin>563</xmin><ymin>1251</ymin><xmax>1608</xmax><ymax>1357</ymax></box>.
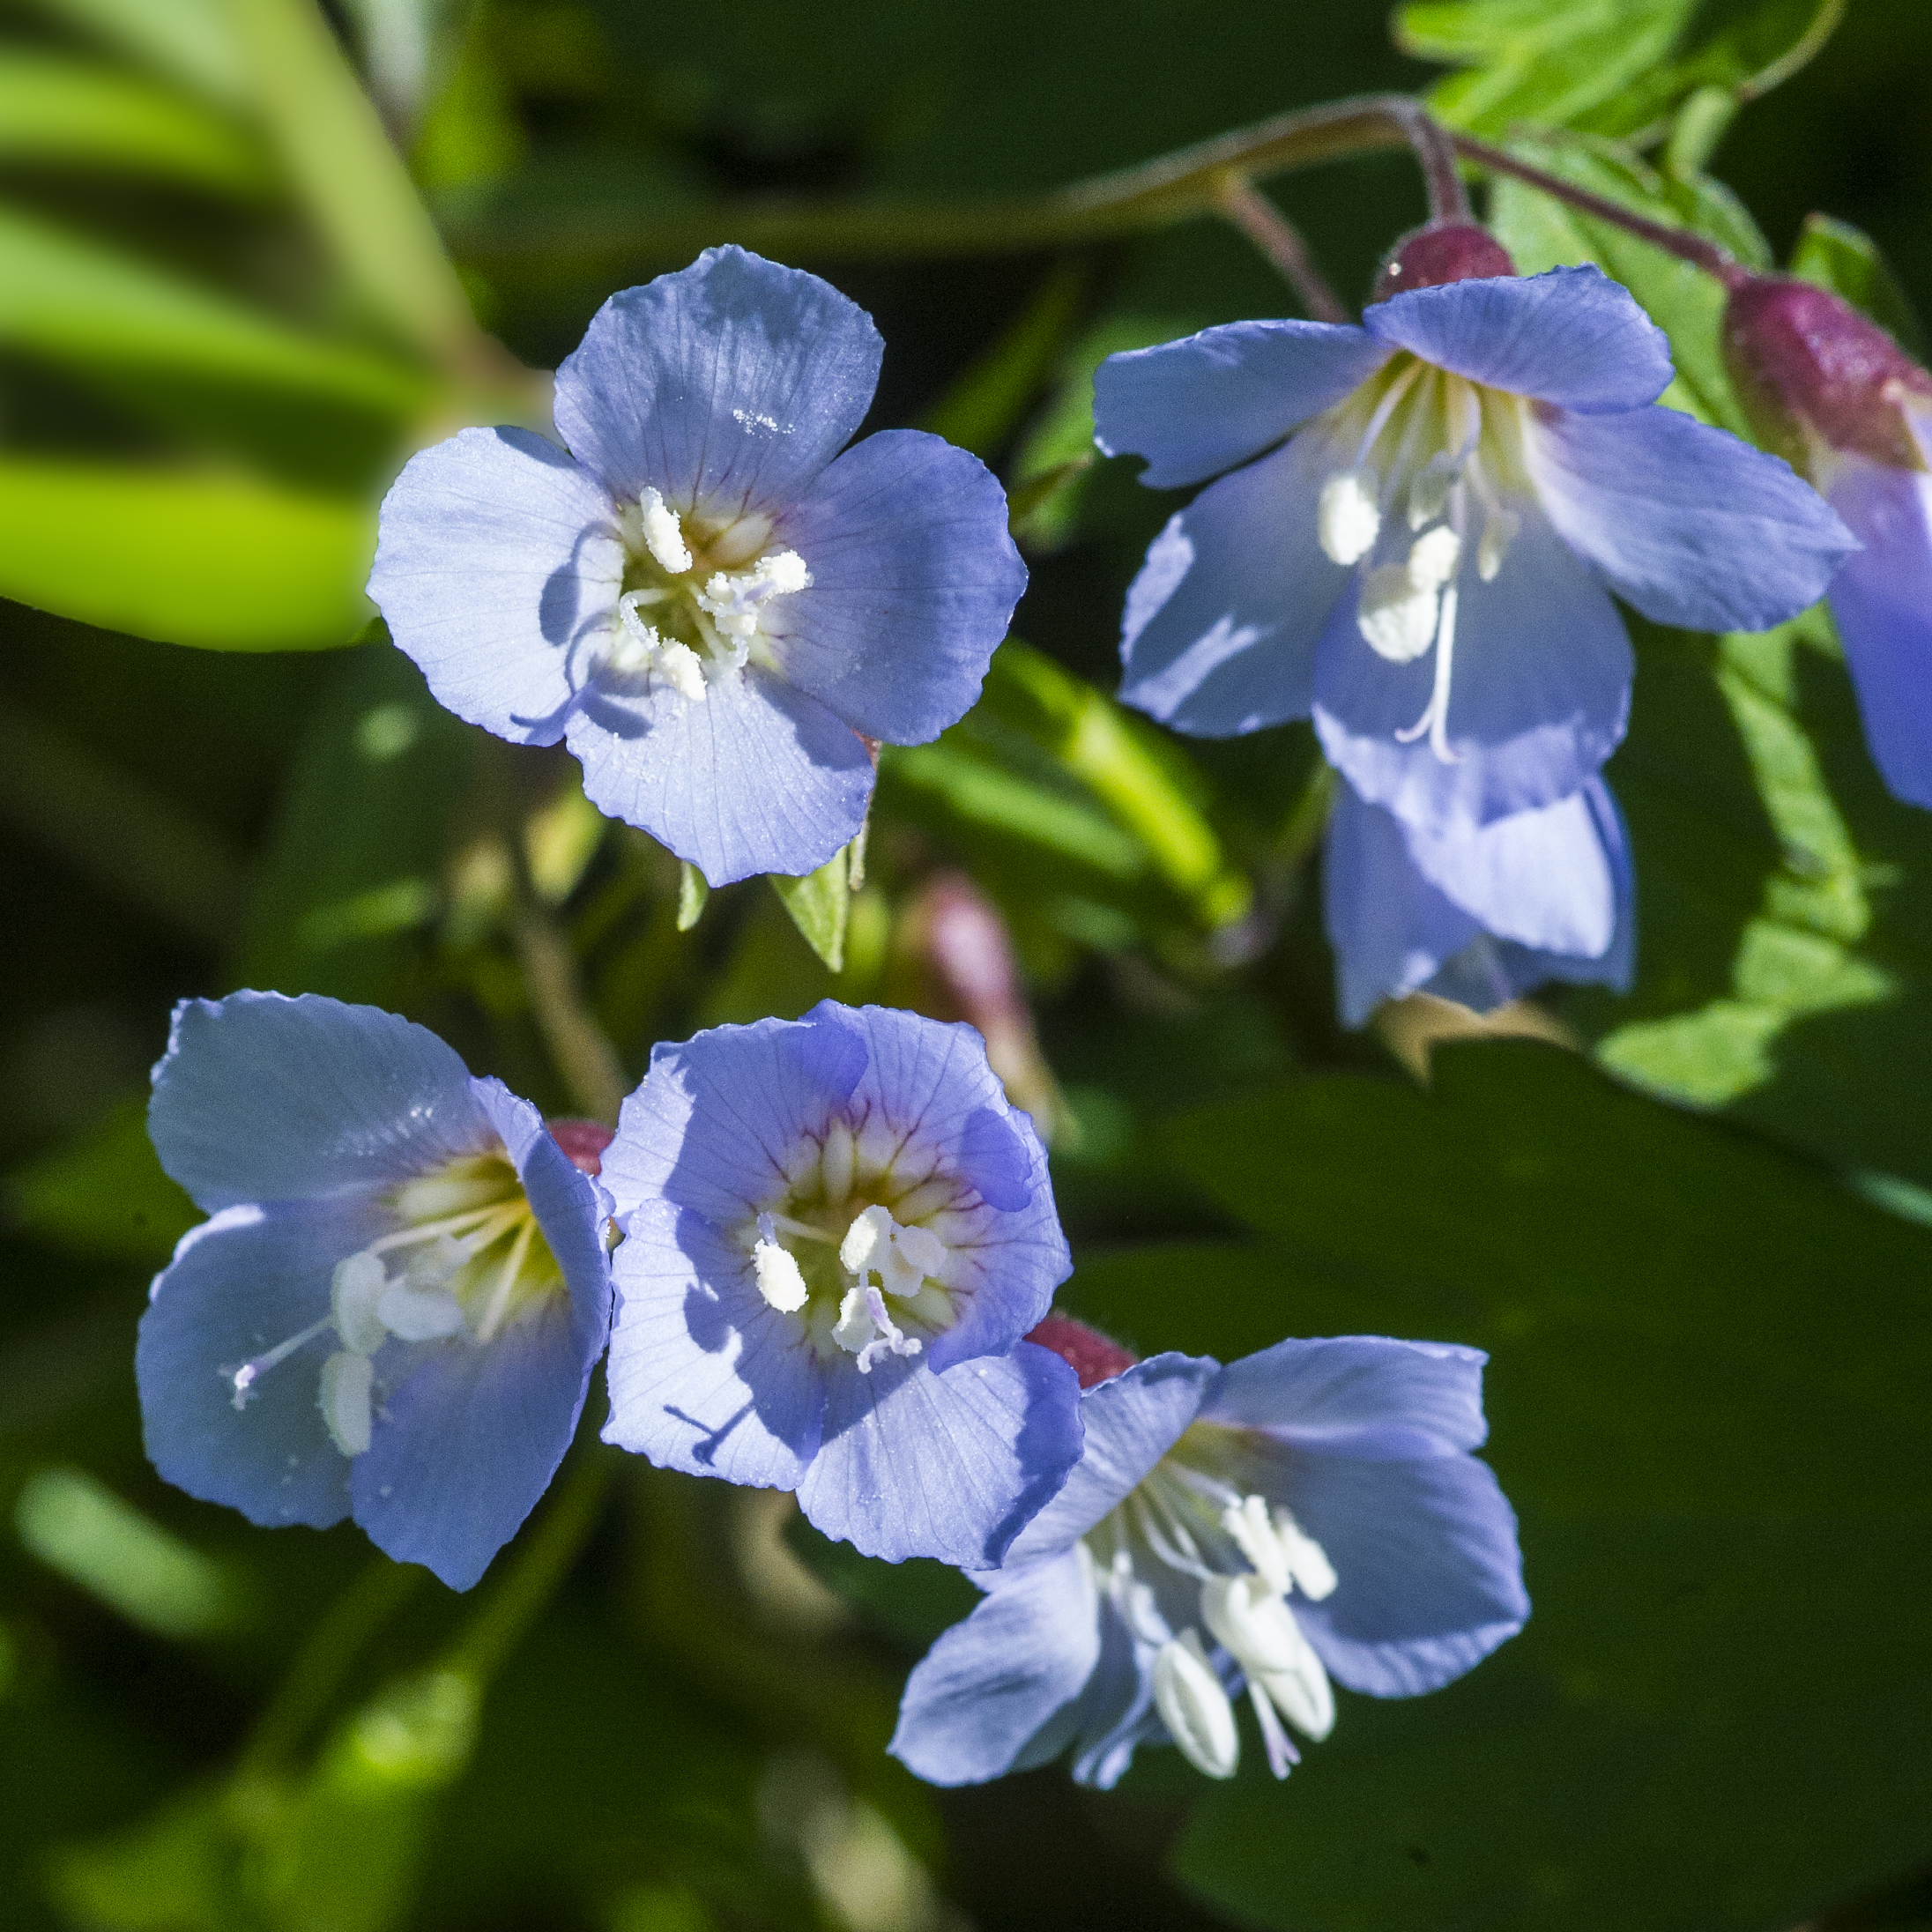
<box><xmin>1725</xmin><ymin>273</ymin><xmax>1932</xmax><ymax>807</ymax></box>
<box><xmin>369</xmin><ymin>246</ymin><xmax>1026</xmax><ymax>886</ymax></box>
<box><xmin>1096</xmin><ymin>224</ymin><xmax>1854</xmax><ymax>835</ymax></box>
<box><xmin>598</xmin><ymin>1002</ymin><xmax>1081</xmax><ymax>1567</ymax></box>
<box><xmin>1324</xmin><ymin>774</ymin><xmax>1634</xmax><ymax>1027</ymax></box>
<box><xmin>891</xmin><ymin>1315</ymin><xmax>1526</xmax><ymax>1788</ymax></box>
<box><xmin>137</xmin><ymin>992</ymin><xmax>613</xmax><ymax>1591</ymax></box>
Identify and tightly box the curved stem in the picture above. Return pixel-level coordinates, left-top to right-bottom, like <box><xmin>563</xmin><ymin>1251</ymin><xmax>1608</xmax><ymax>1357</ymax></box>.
<box><xmin>1450</xmin><ymin>131</ymin><xmax>1747</xmax><ymax>288</ymax></box>
<box><xmin>1215</xmin><ymin>177</ymin><xmax>1350</xmax><ymax>323</ymax></box>
<box><xmin>1399</xmin><ymin>105</ymin><xmax>1472</xmax><ymax>223</ymax></box>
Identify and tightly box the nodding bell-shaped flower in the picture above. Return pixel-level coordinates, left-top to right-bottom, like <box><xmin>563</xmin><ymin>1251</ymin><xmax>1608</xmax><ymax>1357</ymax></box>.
<box><xmin>369</xmin><ymin>246</ymin><xmax>1026</xmax><ymax>888</ymax></box>
<box><xmin>1096</xmin><ymin>220</ymin><xmax>1854</xmax><ymax>837</ymax></box>
<box><xmin>137</xmin><ymin>992</ymin><xmax>613</xmax><ymax>1591</ymax></box>
<box><xmin>1724</xmin><ymin>273</ymin><xmax>1932</xmax><ymax>808</ymax></box>
<box><xmin>597</xmin><ymin>1002</ymin><xmax>1082</xmax><ymax>1569</ymax></box>
<box><xmin>889</xmin><ymin>1315</ymin><xmax>1527</xmax><ymax>1790</ymax></box>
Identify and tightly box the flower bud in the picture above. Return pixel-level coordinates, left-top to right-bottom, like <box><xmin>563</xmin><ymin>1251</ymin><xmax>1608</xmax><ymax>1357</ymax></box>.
<box><xmin>1023</xmin><ymin>1312</ymin><xmax>1138</xmax><ymax>1388</ymax></box>
<box><xmin>1371</xmin><ymin>222</ymin><xmax>1517</xmax><ymax>304</ymax></box>
<box><xmin>1722</xmin><ymin>275</ymin><xmax>1932</xmax><ymax>476</ymax></box>
<box><xmin>548</xmin><ymin>1118</ymin><xmax>613</xmax><ymax>1176</ymax></box>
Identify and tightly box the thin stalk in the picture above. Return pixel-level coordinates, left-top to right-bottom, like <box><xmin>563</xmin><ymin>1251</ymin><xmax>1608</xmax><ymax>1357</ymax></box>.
<box><xmin>1450</xmin><ymin>131</ymin><xmax>1746</xmax><ymax>287</ymax></box>
<box><xmin>1215</xmin><ymin>177</ymin><xmax>1350</xmax><ymax>323</ymax></box>
<box><xmin>1398</xmin><ymin>105</ymin><xmax>1472</xmax><ymax>223</ymax></box>
<box><xmin>510</xmin><ymin>875</ymin><xmax>629</xmax><ymax>1123</ymax></box>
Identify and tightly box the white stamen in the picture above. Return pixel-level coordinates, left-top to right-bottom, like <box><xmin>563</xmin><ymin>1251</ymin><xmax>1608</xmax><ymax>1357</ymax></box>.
<box><xmin>1407</xmin><ymin>452</ymin><xmax>1461</xmax><ymax>530</ymax></box>
<box><xmin>375</xmin><ymin>1280</ymin><xmax>469</xmax><ymax>1342</ymax></box>
<box><xmin>1356</xmin><ymin>562</ymin><xmax>1442</xmax><ymax>664</ymax></box>
<box><xmin>839</xmin><ymin>1203</ymin><xmax>946</xmax><ymax>1299</ymax></box>
<box><xmin>1393</xmin><ymin>583</ymin><xmax>1462</xmax><ymax>762</ymax></box>
<box><xmin>832</xmin><ymin>1282</ymin><xmax>922</xmax><ymax>1372</ymax></box>
<box><xmin>614</xmin><ymin>593</ymin><xmax>710</xmax><ymax>702</ymax></box>
<box><xmin>318</xmin><ymin>1349</ymin><xmax>375</xmax><ymax>1457</ymax></box>
<box><xmin>404</xmin><ymin>1234</ymin><xmax>467</xmax><ymax>1293</ymax></box>
<box><xmin>223</xmin><ymin>1314</ymin><xmax>334</xmax><ymax>1409</ymax></box>
<box><xmin>754</xmin><ymin>1214</ymin><xmax>811</xmax><ymax>1314</ymax></box>
<box><xmin>695</xmin><ymin>548</ymin><xmax>813</xmax><ymax>640</ymax></box>
<box><xmin>1408</xmin><ymin>524</ymin><xmax>1461</xmax><ymax>588</ymax></box>
<box><xmin>1317</xmin><ymin>469</ymin><xmax>1380</xmax><ymax>566</ymax></box>
<box><xmin>1477</xmin><ymin>503</ymin><xmax>1520</xmax><ymax>581</ymax></box>
<box><xmin>656</xmin><ymin>639</ymin><xmax>709</xmax><ymax>702</ymax></box>
<box><xmin>1274</xmin><ymin>1507</ymin><xmax>1337</xmax><ymax>1601</ymax></box>
<box><xmin>1152</xmin><ymin>1631</ymin><xmax>1239</xmax><ymax>1780</ymax></box>
<box><xmin>1201</xmin><ymin>1574</ymin><xmax>1335</xmax><ymax>1741</ymax></box>
<box><xmin>1220</xmin><ymin>1495</ymin><xmax>1292</xmax><ymax>1595</ymax></box>
<box><xmin>639</xmin><ymin>487</ymin><xmax>692</xmax><ymax>574</ymax></box>
<box><xmin>331</xmin><ymin>1251</ymin><xmax>389</xmax><ymax>1355</ymax></box>
<box><xmin>1249</xmin><ymin>1679</ymin><xmax>1301</xmax><ymax>1779</ymax></box>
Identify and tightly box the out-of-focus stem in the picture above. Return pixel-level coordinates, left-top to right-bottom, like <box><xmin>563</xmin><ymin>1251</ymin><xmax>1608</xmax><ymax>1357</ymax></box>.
<box><xmin>1215</xmin><ymin>177</ymin><xmax>1351</xmax><ymax>323</ymax></box>
<box><xmin>510</xmin><ymin>874</ymin><xmax>629</xmax><ymax>1124</ymax></box>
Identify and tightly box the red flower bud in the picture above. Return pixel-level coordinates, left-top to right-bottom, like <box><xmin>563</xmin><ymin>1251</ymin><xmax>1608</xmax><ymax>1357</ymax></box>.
<box><xmin>1722</xmin><ymin>274</ymin><xmax>1932</xmax><ymax>475</ymax></box>
<box><xmin>1371</xmin><ymin>222</ymin><xmax>1517</xmax><ymax>305</ymax></box>
<box><xmin>548</xmin><ymin>1118</ymin><xmax>614</xmax><ymax>1176</ymax></box>
<box><xmin>1024</xmin><ymin>1312</ymin><xmax>1139</xmax><ymax>1388</ymax></box>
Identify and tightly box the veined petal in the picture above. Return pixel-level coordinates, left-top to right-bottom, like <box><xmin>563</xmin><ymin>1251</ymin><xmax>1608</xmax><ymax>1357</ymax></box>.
<box><xmin>796</xmin><ymin>1341</ymin><xmax>1082</xmax><ymax>1567</ymax></box>
<box><xmin>368</xmin><ymin>426</ymin><xmax>624</xmax><ymax>747</ymax></box>
<box><xmin>554</xmin><ymin>246</ymin><xmax>882</xmax><ymax>520</ymax></box>
<box><xmin>1313</xmin><ymin>504</ymin><xmax>1632</xmax><ymax>830</ymax></box>
<box><xmin>1118</xmin><ymin>429</ymin><xmax>1348</xmax><ymax>736</ymax></box>
<box><xmin>137</xmin><ymin>1198</ymin><xmax>382</xmax><ymax>1530</ymax></box>
<box><xmin>1204</xmin><ymin>1334</ymin><xmax>1490</xmax><ymax>1460</ymax></box>
<box><xmin>565</xmin><ymin>660</ymin><xmax>873</xmax><ymax>888</ymax></box>
<box><xmin>1827</xmin><ymin>457</ymin><xmax>1932</xmax><ymax>808</ymax></box>
<box><xmin>889</xmin><ymin>1549</ymin><xmax>1102</xmax><ymax>1785</ymax></box>
<box><xmin>600</xmin><ymin>1199</ymin><xmax>825</xmax><ymax>1489</ymax></box>
<box><xmin>768</xmin><ymin>430</ymin><xmax>1026</xmax><ymax>745</ymax></box>
<box><xmin>1528</xmin><ymin>403</ymin><xmax>1856</xmax><ymax>632</ymax></box>
<box><xmin>1282</xmin><ymin>1450</ymin><xmax>1528</xmax><ymax>1698</ymax></box>
<box><xmin>1095</xmin><ymin>319</ymin><xmax>1389</xmax><ymax>488</ymax></box>
<box><xmin>1365</xmin><ymin>265</ymin><xmax>1673</xmax><ymax>412</ymax></box>
<box><xmin>1005</xmin><ymin>1353</ymin><xmax>1219</xmax><ymax>1562</ymax></box>
<box><xmin>150</xmin><ymin>992</ymin><xmax>490</xmax><ymax>1211</ymax></box>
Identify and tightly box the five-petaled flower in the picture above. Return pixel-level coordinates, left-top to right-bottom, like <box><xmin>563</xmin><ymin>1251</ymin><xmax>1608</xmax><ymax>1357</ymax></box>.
<box><xmin>137</xmin><ymin>992</ymin><xmax>613</xmax><ymax>1591</ymax></box>
<box><xmin>1324</xmin><ymin>773</ymin><xmax>1633</xmax><ymax>1026</ymax></box>
<box><xmin>369</xmin><ymin>246</ymin><xmax>1026</xmax><ymax>887</ymax></box>
<box><xmin>598</xmin><ymin>1001</ymin><xmax>1082</xmax><ymax>1568</ymax></box>
<box><xmin>890</xmin><ymin>1315</ymin><xmax>1527</xmax><ymax>1788</ymax></box>
<box><xmin>1096</xmin><ymin>230</ymin><xmax>1855</xmax><ymax>836</ymax></box>
<box><xmin>1725</xmin><ymin>273</ymin><xmax>1932</xmax><ymax>809</ymax></box>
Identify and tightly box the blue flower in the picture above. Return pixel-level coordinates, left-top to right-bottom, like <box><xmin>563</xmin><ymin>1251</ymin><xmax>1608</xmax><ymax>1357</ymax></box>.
<box><xmin>1324</xmin><ymin>774</ymin><xmax>1634</xmax><ymax>1027</ymax></box>
<box><xmin>1725</xmin><ymin>275</ymin><xmax>1932</xmax><ymax>808</ymax></box>
<box><xmin>598</xmin><ymin>1001</ymin><xmax>1082</xmax><ymax>1568</ymax></box>
<box><xmin>1096</xmin><ymin>257</ymin><xmax>1854</xmax><ymax>834</ymax></box>
<box><xmin>369</xmin><ymin>246</ymin><xmax>1026</xmax><ymax>886</ymax></box>
<box><xmin>137</xmin><ymin>992</ymin><xmax>613</xmax><ymax>1592</ymax></box>
<box><xmin>890</xmin><ymin>1320</ymin><xmax>1527</xmax><ymax>1789</ymax></box>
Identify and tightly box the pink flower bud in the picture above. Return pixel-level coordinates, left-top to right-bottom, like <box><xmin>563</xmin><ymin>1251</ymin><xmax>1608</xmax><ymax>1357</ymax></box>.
<box><xmin>1023</xmin><ymin>1312</ymin><xmax>1138</xmax><ymax>1387</ymax></box>
<box><xmin>1371</xmin><ymin>222</ymin><xmax>1517</xmax><ymax>304</ymax></box>
<box><xmin>548</xmin><ymin>1118</ymin><xmax>613</xmax><ymax>1176</ymax></box>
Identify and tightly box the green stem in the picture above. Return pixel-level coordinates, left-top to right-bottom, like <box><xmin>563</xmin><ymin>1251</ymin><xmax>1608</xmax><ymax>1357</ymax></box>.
<box><xmin>1450</xmin><ymin>131</ymin><xmax>1747</xmax><ymax>287</ymax></box>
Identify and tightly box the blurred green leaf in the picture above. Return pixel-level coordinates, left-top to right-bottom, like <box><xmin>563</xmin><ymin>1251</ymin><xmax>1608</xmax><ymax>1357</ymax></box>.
<box><xmin>784</xmin><ymin>1515</ymin><xmax>979</xmax><ymax>1653</ymax></box>
<box><xmin>1791</xmin><ymin>212</ymin><xmax>1926</xmax><ymax>356</ymax></box>
<box><xmin>24</xmin><ymin>0</ymin><xmax>247</xmax><ymax>103</ymax></box>
<box><xmin>0</xmin><ymin>205</ymin><xmax>433</xmax><ymax>413</ymax></box>
<box><xmin>47</xmin><ymin>1786</ymin><xmax>240</xmax><ymax>1932</ymax></box>
<box><xmin>0</xmin><ymin>54</ymin><xmax>267</xmax><ymax>193</ymax></box>
<box><xmin>676</xmin><ymin>861</ymin><xmax>709</xmax><ymax>933</ymax></box>
<box><xmin>1066</xmin><ymin>1039</ymin><xmax>1932</xmax><ymax>1932</ymax></box>
<box><xmin>769</xmin><ymin>847</ymin><xmax>851</xmax><ymax>974</ymax></box>
<box><xmin>0</xmin><ymin>459</ymin><xmax>375</xmax><ymax>650</ymax></box>
<box><xmin>919</xmin><ymin>261</ymin><xmax>1089</xmax><ymax>458</ymax></box>
<box><xmin>4</xmin><ymin>1097</ymin><xmax>197</xmax><ymax>1265</ymax></box>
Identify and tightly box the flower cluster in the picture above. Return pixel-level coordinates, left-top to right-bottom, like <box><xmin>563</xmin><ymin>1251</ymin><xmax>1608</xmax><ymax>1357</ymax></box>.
<box><xmin>1096</xmin><ymin>221</ymin><xmax>1855</xmax><ymax>1021</ymax></box>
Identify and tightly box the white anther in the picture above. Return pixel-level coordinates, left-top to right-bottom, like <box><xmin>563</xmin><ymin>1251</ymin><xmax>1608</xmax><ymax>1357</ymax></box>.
<box><xmin>695</xmin><ymin>549</ymin><xmax>813</xmax><ymax>639</ymax></box>
<box><xmin>1356</xmin><ymin>527</ymin><xmax>1461</xmax><ymax>665</ymax></box>
<box><xmin>1408</xmin><ymin>524</ymin><xmax>1461</xmax><ymax>588</ymax></box>
<box><xmin>840</xmin><ymin>1203</ymin><xmax>947</xmax><ymax>1299</ymax></box>
<box><xmin>639</xmin><ymin>487</ymin><xmax>692</xmax><ymax>575</ymax></box>
<box><xmin>1153</xmin><ymin>1631</ymin><xmax>1240</xmax><ymax>1779</ymax></box>
<box><xmin>1407</xmin><ymin>452</ymin><xmax>1462</xmax><ymax>531</ymax></box>
<box><xmin>405</xmin><ymin>1234</ymin><xmax>467</xmax><ymax>1293</ymax></box>
<box><xmin>613</xmin><ymin>595</ymin><xmax>710</xmax><ymax>701</ymax></box>
<box><xmin>832</xmin><ymin>1282</ymin><xmax>923</xmax><ymax>1372</ymax></box>
<box><xmin>656</xmin><ymin>639</ymin><xmax>709</xmax><ymax>701</ymax></box>
<box><xmin>1317</xmin><ymin>469</ymin><xmax>1381</xmax><ymax>566</ymax></box>
<box><xmin>1274</xmin><ymin>1507</ymin><xmax>1337</xmax><ymax>1601</ymax></box>
<box><xmin>1221</xmin><ymin>1495</ymin><xmax>1291</xmax><ymax>1595</ymax></box>
<box><xmin>1477</xmin><ymin>503</ymin><xmax>1520</xmax><ymax>582</ymax></box>
<box><xmin>331</xmin><ymin>1251</ymin><xmax>389</xmax><ymax>1356</ymax></box>
<box><xmin>318</xmin><ymin>1349</ymin><xmax>375</xmax><ymax>1457</ymax></box>
<box><xmin>1201</xmin><ymin>1574</ymin><xmax>1335</xmax><ymax>1741</ymax></box>
<box><xmin>754</xmin><ymin>1214</ymin><xmax>811</xmax><ymax>1314</ymax></box>
<box><xmin>375</xmin><ymin>1281</ymin><xmax>469</xmax><ymax>1342</ymax></box>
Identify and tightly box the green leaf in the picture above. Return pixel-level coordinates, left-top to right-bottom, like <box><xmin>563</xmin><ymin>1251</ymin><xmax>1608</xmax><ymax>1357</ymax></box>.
<box><xmin>0</xmin><ymin>54</ymin><xmax>267</xmax><ymax>193</ymax></box>
<box><xmin>769</xmin><ymin>846</ymin><xmax>851</xmax><ymax>973</ymax></box>
<box><xmin>0</xmin><ymin>204</ymin><xmax>433</xmax><ymax>413</ymax></box>
<box><xmin>783</xmin><ymin>1516</ymin><xmax>979</xmax><ymax>1653</ymax></box>
<box><xmin>4</xmin><ymin>1096</ymin><xmax>197</xmax><ymax>1264</ymax></box>
<box><xmin>23</xmin><ymin>0</ymin><xmax>247</xmax><ymax>103</ymax></box>
<box><xmin>47</xmin><ymin>1786</ymin><xmax>242</xmax><ymax>1932</ymax></box>
<box><xmin>676</xmin><ymin>861</ymin><xmax>710</xmax><ymax>933</ymax></box>
<box><xmin>0</xmin><ymin>459</ymin><xmax>376</xmax><ymax>650</ymax></box>
<box><xmin>918</xmin><ymin>261</ymin><xmax>1090</xmax><ymax>458</ymax></box>
<box><xmin>1089</xmin><ymin>1039</ymin><xmax>1932</xmax><ymax>1932</ymax></box>
<box><xmin>1791</xmin><ymin>212</ymin><xmax>1926</xmax><ymax>357</ymax></box>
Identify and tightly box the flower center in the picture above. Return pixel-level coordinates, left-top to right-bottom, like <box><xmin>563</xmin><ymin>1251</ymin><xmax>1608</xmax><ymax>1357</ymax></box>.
<box><xmin>1312</xmin><ymin>355</ymin><xmax>1530</xmax><ymax>763</ymax></box>
<box><xmin>219</xmin><ymin>1148</ymin><xmax>566</xmax><ymax>1460</ymax></box>
<box><xmin>604</xmin><ymin>487</ymin><xmax>813</xmax><ymax>702</ymax></box>
<box><xmin>741</xmin><ymin>1120</ymin><xmax>962</xmax><ymax>1371</ymax></box>
<box><xmin>1082</xmin><ymin>1424</ymin><xmax>1339</xmax><ymax>1781</ymax></box>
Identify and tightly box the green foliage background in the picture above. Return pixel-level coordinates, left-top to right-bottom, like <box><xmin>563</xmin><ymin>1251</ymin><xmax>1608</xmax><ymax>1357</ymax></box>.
<box><xmin>1</xmin><ymin>2</ymin><xmax>1929</xmax><ymax>1930</ymax></box>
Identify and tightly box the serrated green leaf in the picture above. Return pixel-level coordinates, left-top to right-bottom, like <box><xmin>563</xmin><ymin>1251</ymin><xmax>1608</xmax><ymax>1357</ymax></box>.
<box><xmin>1100</xmin><ymin>1040</ymin><xmax>1932</xmax><ymax>1932</ymax></box>
<box><xmin>0</xmin><ymin>204</ymin><xmax>433</xmax><ymax>413</ymax></box>
<box><xmin>769</xmin><ymin>847</ymin><xmax>850</xmax><ymax>972</ymax></box>
<box><xmin>1790</xmin><ymin>212</ymin><xmax>1926</xmax><ymax>357</ymax></box>
<box><xmin>0</xmin><ymin>459</ymin><xmax>375</xmax><ymax>650</ymax></box>
<box><xmin>4</xmin><ymin>1096</ymin><xmax>197</xmax><ymax>1264</ymax></box>
<box><xmin>0</xmin><ymin>54</ymin><xmax>267</xmax><ymax>193</ymax></box>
